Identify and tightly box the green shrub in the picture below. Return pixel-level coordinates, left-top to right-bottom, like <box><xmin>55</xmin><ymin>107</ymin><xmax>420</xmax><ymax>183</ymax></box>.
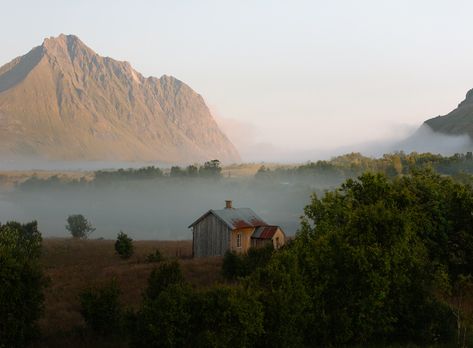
<box><xmin>145</xmin><ymin>261</ymin><xmax>184</xmax><ymax>300</ymax></box>
<box><xmin>115</xmin><ymin>231</ymin><xmax>133</xmax><ymax>259</ymax></box>
<box><xmin>145</xmin><ymin>249</ymin><xmax>163</xmax><ymax>263</ymax></box>
<box><xmin>0</xmin><ymin>221</ymin><xmax>46</xmax><ymax>348</ymax></box>
<box><xmin>79</xmin><ymin>279</ymin><xmax>122</xmax><ymax>335</ymax></box>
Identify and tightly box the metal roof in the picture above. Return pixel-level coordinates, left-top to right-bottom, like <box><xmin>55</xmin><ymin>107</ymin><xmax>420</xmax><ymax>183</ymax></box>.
<box><xmin>251</xmin><ymin>226</ymin><xmax>279</xmax><ymax>239</ymax></box>
<box><xmin>189</xmin><ymin>208</ymin><xmax>268</xmax><ymax>229</ymax></box>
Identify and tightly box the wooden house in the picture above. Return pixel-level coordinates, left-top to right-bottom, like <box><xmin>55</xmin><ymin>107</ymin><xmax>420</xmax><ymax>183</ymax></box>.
<box><xmin>189</xmin><ymin>200</ymin><xmax>286</xmax><ymax>257</ymax></box>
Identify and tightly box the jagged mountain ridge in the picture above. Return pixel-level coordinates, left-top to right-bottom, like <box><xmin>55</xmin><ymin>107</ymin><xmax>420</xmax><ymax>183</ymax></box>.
<box><xmin>0</xmin><ymin>34</ymin><xmax>240</xmax><ymax>163</ymax></box>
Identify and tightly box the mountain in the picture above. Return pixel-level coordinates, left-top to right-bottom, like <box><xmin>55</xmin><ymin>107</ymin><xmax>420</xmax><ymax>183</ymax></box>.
<box><xmin>0</xmin><ymin>34</ymin><xmax>240</xmax><ymax>163</ymax></box>
<box><xmin>424</xmin><ymin>88</ymin><xmax>473</xmax><ymax>138</ymax></box>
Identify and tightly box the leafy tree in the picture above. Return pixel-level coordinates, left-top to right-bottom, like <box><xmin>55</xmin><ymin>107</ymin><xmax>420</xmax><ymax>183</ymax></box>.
<box><xmin>115</xmin><ymin>231</ymin><xmax>133</xmax><ymax>259</ymax></box>
<box><xmin>66</xmin><ymin>214</ymin><xmax>96</xmax><ymax>239</ymax></box>
<box><xmin>191</xmin><ymin>286</ymin><xmax>264</xmax><ymax>348</ymax></box>
<box><xmin>295</xmin><ymin>172</ymin><xmax>456</xmax><ymax>345</ymax></box>
<box><xmin>132</xmin><ymin>261</ymin><xmax>190</xmax><ymax>347</ymax></box>
<box><xmin>248</xmin><ymin>250</ymin><xmax>310</xmax><ymax>348</ymax></box>
<box><xmin>80</xmin><ymin>279</ymin><xmax>123</xmax><ymax>335</ymax></box>
<box><xmin>0</xmin><ymin>221</ymin><xmax>46</xmax><ymax>348</ymax></box>
<box><xmin>132</xmin><ymin>283</ymin><xmax>193</xmax><ymax>348</ymax></box>
<box><xmin>199</xmin><ymin>159</ymin><xmax>222</xmax><ymax>178</ymax></box>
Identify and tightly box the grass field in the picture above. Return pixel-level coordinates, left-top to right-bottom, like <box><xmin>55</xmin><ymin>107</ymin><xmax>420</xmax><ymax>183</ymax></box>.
<box><xmin>33</xmin><ymin>238</ymin><xmax>223</xmax><ymax>347</ymax></box>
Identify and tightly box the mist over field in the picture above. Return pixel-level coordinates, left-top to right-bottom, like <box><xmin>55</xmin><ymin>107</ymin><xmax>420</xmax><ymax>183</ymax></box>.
<box><xmin>0</xmin><ymin>177</ymin><xmax>311</xmax><ymax>239</ymax></box>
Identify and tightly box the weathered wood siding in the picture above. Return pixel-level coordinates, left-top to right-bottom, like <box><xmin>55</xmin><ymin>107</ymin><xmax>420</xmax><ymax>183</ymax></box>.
<box><xmin>192</xmin><ymin>214</ymin><xmax>231</xmax><ymax>257</ymax></box>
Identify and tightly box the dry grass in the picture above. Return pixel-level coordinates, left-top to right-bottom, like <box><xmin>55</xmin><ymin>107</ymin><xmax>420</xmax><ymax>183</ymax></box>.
<box><xmin>38</xmin><ymin>238</ymin><xmax>222</xmax><ymax>339</ymax></box>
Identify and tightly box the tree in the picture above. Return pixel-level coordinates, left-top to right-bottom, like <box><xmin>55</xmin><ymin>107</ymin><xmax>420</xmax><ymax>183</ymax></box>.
<box><xmin>295</xmin><ymin>172</ymin><xmax>456</xmax><ymax>345</ymax></box>
<box><xmin>66</xmin><ymin>214</ymin><xmax>95</xmax><ymax>239</ymax></box>
<box><xmin>199</xmin><ymin>159</ymin><xmax>222</xmax><ymax>178</ymax></box>
<box><xmin>0</xmin><ymin>221</ymin><xmax>46</xmax><ymax>348</ymax></box>
<box><xmin>191</xmin><ymin>286</ymin><xmax>264</xmax><ymax>347</ymax></box>
<box><xmin>115</xmin><ymin>231</ymin><xmax>133</xmax><ymax>259</ymax></box>
<box><xmin>80</xmin><ymin>279</ymin><xmax>123</xmax><ymax>335</ymax></box>
<box><xmin>132</xmin><ymin>261</ymin><xmax>190</xmax><ymax>348</ymax></box>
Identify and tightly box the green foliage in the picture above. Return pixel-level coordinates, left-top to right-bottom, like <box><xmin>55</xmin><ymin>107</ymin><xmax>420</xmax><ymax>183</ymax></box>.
<box><xmin>247</xmin><ymin>250</ymin><xmax>310</xmax><ymax>348</ymax></box>
<box><xmin>222</xmin><ymin>250</ymin><xmax>245</xmax><ymax>279</ymax></box>
<box><xmin>114</xmin><ymin>231</ymin><xmax>133</xmax><ymax>259</ymax></box>
<box><xmin>145</xmin><ymin>249</ymin><xmax>163</xmax><ymax>263</ymax></box>
<box><xmin>191</xmin><ymin>286</ymin><xmax>264</xmax><ymax>348</ymax></box>
<box><xmin>66</xmin><ymin>214</ymin><xmax>96</xmax><ymax>239</ymax></box>
<box><xmin>134</xmin><ymin>260</ymin><xmax>263</xmax><ymax>348</ymax></box>
<box><xmin>0</xmin><ymin>221</ymin><xmax>46</xmax><ymax>348</ymax></box>
<box><xmin>79</xmin><ymin>279</ymin><xmax>123</xmax><ymax>335</ymax></box>
<box><xmin>145</xmin><ymin>261</ymin><xmax>184</xmax><ymax>301</ymax></box>
<box><xmin>132</xmin><ymin>283</ymin><xmax>193</xmax><ymax>348</ymax></box>
<box><xmin>295</xmin><ymin>171</ymin><xmax>460</xmax><ymax>345</ymax></box>
<box><xmin>222</xmin><ymin>245</ymin><xmax>274</xmax><ymax>280</ymax></box>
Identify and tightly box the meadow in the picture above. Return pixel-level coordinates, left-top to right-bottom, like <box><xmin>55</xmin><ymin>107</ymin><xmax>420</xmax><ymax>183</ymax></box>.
<box><xmin>32</xmin><ymin>239</ymin><xmax>222</xmax><ymax>347</ymax></box>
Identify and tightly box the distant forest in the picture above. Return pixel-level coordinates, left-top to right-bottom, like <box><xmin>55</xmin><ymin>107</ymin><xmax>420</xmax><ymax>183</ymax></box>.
<box><xmin>14</xmin><ymin>152</ymin><xmax>473</xmax><ymax>190</ymax></box>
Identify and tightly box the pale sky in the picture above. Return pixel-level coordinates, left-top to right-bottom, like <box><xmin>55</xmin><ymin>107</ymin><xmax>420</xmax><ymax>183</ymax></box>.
<box><xmin>2</xmin><ymin>1</ymin><xmax>473</xmax><ymax>161</ymax></box>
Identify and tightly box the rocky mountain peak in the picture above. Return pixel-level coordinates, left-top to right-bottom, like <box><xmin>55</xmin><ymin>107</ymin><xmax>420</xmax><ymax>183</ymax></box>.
<box><xmin>0</xmin><ymin>35</ymin><xmax>240</xmax><ymax>163</ymax></box>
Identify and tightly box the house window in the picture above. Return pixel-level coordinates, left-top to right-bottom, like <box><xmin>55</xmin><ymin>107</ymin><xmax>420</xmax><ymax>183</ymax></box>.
<box><xmin>236</xmin><ymin>232</ymin><xmax>242</xmax><ymax>248</ymax></box>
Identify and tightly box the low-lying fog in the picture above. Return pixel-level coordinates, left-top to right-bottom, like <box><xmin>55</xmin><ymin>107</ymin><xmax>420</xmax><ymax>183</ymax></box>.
<box><xmin>0</xmin><ymin>178</ymin><xmax>311</xmax><ymax>240</ymax></box>
<box><xmin>2</xmin><ymin>124</ymin><xmax>473</xmax><ymax>240</ymax></box>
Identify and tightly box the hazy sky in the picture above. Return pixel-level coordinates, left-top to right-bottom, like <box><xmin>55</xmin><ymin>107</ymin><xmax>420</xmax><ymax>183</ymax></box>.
<box><xmin>2</xmin><ymin>1</ymin><xmax>473</xmax><ymax>160</ymax></box>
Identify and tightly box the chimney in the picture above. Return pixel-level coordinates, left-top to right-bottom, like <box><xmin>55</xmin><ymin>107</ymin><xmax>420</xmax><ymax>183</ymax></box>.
<box><xmin>225</xmin><ymin>200</ymin><xmax>233</xmax><ymax>209</ymax></box>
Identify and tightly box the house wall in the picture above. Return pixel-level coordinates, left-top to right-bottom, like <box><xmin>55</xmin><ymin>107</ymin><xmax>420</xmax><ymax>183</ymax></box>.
<box><xmin>230</xmin><ymin>227</ymin><xmax>254</xmax><ymax>254</ymax></box>
<box><xmin>271</xmin><ymin>228</ymin><xmax>286</xmax><ymax>249</ymax></box>
<box><xmin>192</xmin><ymin>214</ymin><xmax>231</xmax><ymax>257</ymax></box>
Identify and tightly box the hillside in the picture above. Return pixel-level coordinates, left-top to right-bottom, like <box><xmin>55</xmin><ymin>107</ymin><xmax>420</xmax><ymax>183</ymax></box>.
<box><xmin>0</xmin><ymin>34</ymin><xmax>240</xmax><ymax>163</ymax></box>
<box><xmin>424</xmin><ymin>88</ymin><xmax>473</xmax><ymax>137</ymax></box>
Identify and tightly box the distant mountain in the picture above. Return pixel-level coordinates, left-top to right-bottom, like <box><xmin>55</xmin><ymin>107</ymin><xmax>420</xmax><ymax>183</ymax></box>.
<box><xmin>0</xmin><ymin>34</ymin><xmax>240</xmax><ymax>163</ymax></box>
<box><xmin>424</xmin><ymin>88</ymin><xmax>473</xmax><ymax>137</ymax></box>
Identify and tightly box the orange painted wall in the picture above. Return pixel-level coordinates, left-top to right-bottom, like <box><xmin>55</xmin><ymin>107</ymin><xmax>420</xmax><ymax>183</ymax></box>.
<box><xmin>230</xmin><ymin>227</ymin><xmax>254</xmax><ymax>254</ymax></box>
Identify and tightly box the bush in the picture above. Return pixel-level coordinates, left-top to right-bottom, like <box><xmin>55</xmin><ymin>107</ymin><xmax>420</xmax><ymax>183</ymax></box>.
<box><xmin>0</xmin><ymin>221</ymin><xmax>46</xmax><ymax>348</ymax></box>
<box><xmin>222</xmin><ymin>245</ymin><xmax>274</xmax><ymax>280</ymax></box>
<box><xmin>145</xmin><ymin>261</ymin><xmax>184</xmax><ymax>300</ymax></box>
<box><xmin>145</xmin><ymin>249</ymin><xmax>163</xmax><ymax>263</ymax></box>
<box><xmin>66</xmin><ymin>214</ymin><xmax>95</xmax><ymax>239</ymax></box>
<box><xmin>115</xmin><ymin>231</ymin><xmax>133</xmax><ymax>259</ymax></box>
<box><xmin>79</xmin><ymin>279</ymin><xmax>123</xmax><ymax>335</ymax></box>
